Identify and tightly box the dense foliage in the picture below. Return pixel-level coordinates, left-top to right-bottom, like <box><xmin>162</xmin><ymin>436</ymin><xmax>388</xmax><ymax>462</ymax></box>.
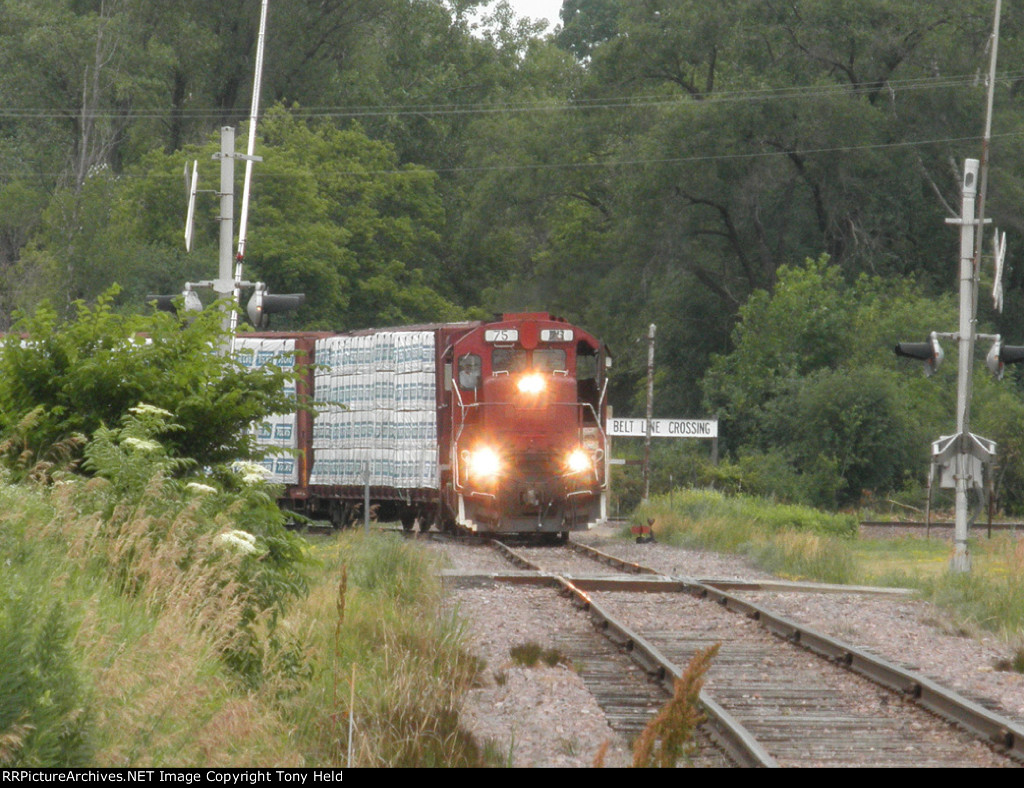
<box><xmin>0</xmin><ymin>290</ymin><xmax>299</xmax><ymax>471</ymax></box>
<box><xmin>3</xmin><ymin>0</ymin><xmax>1024</xmax><ymax>507</ymax></box>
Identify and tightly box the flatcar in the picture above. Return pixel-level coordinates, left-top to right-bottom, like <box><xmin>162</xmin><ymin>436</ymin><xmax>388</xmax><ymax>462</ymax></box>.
<box><xmin>237</xmin><ymin>313</ymin><xmax>610</xmax><ymax>538</ymax></box>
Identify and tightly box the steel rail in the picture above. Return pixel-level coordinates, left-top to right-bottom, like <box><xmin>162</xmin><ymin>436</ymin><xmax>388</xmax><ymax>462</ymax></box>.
<box><xmin>697</xmin><ymin>583</ymin><xmax>1024</xmax><ymax>761</ymax></box>
<box><xmin>491</xmin><ymin>539</ymin><xmax>778</xmax><ymax>767</ymax></box>
<box><xmin>568</xmin><ymin>538</ymin><xmax>1024</xmax><ymax>763</ymax></box>
<box><xmin>565</xmin><ymin>538</ymin><xmax>660</xmax><ymax>575</ymax></box>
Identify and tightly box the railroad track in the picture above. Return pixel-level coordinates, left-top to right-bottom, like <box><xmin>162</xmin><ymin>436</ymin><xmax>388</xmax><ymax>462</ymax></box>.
<box><xmin>475</xmin><ymin>539</ymin><xmax>1024</xmax><ymax>767</ymax></box>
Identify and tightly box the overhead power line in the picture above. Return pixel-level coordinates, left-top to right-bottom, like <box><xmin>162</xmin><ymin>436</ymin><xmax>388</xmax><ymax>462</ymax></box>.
<box><xmin>1</xmin><ymin>129</ymin><xmax>1018</xmax><ymax>182</ymax></box>
<box><xmin>0</xmin><ymin>70</ymin><xmax>1021</xmax><ymax>121</ymax></box>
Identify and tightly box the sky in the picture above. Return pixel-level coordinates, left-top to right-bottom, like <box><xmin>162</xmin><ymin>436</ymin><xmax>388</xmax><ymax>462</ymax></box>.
<box><xmin>506</xmin><ymin>0</ymin><xmax>564</xmax><ymax>28</ymax></box>
<box><xmin>480</xmin><ymin>0</ymin><xmax>565</xmax><ymax>33</ymax></box>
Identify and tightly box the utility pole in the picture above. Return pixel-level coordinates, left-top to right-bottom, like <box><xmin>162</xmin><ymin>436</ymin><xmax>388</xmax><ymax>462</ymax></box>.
<box><xmin>213</xmin><ymin>126</ymin><xmax>236</xmax><ymax>330</ymax></box>
<box><xmin>949</xmin><ymin>160</ymin><xmax>982</xmax><ymax>572</ymax></box>
<box><xmin>642</xmin><ymin>323</ymin><xmax>655</xmax><ymax>503</ymax></box>
<box><xmin>209</xmin><ymin>127</ymin><xmax>262</xmax><ymax>340</ymax></box>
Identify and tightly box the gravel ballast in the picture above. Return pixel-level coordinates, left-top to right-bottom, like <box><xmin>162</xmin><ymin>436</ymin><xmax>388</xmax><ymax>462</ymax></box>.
<box><xmin>424</xmin><ymin>525</ymin><xmax>1024</xmax><ymax>767</ymax></box>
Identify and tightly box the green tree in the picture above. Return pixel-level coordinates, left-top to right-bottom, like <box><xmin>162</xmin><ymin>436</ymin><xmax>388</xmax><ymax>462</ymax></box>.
<box><xmin>702</xmin><ymin>256</ymin><xmax>958</xmax><ymax>506</ymax></box>
<box><xmin>0</xmin><ymin>289</ymin><xmax>298</xmax><ymax>471</ymax></box>
<box><xmin>244</xmin><ymin>107</ymin><xmax>465</xmax><ymax>329</ymax></box>
<box><xmin>15</xmin><ymin>107</ymin><xmax>469</xmax><ymax>330</ymax></box>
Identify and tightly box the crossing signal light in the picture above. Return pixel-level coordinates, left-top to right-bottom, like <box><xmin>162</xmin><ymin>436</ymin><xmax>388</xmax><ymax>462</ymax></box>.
<box><xmin>246</xmin><ymin>284</ymin><xmax>305</xmax><ymax>328</ymax></box>
<box><xmin>146</xmin><ymin>294</ymin><xmax>177</xmax><ymax>313</ymax></box>
<box><xmin>894</xmin><ymin>332</ymin><xmax>944</xmax><ymax>377</ymax></box>
<box><xmin>146</xmin><ymin>290</ymin><xmax>202</xmax><ymax>315</ymax></box>
<box><xmin>986</xmin><ymin>338</ymin><xmax>1024</xmax><ymax>380</ymax></box>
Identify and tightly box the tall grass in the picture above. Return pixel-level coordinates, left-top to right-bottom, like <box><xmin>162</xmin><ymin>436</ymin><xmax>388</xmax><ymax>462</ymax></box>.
<box><xmin>632</xmin><ymin>643</ymin><xmax>720</xmax><ymax>768</ymax></box>
<box><xmin>637</xmin><ymin>489</ymin><xmax>858</xmax><ymax>584</ymax></box>
<box><xmin>1</xmin><ymin>401</ymin><xmax>496</xmax><ymax>767</ymax></box>
<box><xmin>1</xmin><ymin>457</ymin><xmax>497</xmax><ymax>768</ymax></box>
<box><xmin>280</xmin><ymin>532</ymin><xmax>491</xmax><ymax>767</ymax></box>
<box><xmin>919</xmin><ymin>536</ymin><xmax>1024</xmax><ymax>638</ymax></box>
<box><xmin>0</xmin><ymin>473</ymin><xmax>304</xmax><ymax>766</ymax></box>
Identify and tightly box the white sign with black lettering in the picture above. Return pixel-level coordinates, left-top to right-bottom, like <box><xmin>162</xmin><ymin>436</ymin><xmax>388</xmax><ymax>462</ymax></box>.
<box><xmin>609</xmin><ymin>418</ymin><xmax>718</xmax><ymax>439</ymax></box>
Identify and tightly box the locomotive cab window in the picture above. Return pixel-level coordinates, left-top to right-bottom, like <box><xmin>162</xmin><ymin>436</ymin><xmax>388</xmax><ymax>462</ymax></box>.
<box><xmin>458</xmin><ymin>353</ymin><xmax>481</xmax><ymax>390</ymax></box>
<box><xmin>492</xmin><ymin>347</ymin><xmax>528</xmax><ymax>374</ymax></box>
<box><xmin>533</xmin><ymin>348</ymin><xmax>567</xmax><ymax>374</ymax></box>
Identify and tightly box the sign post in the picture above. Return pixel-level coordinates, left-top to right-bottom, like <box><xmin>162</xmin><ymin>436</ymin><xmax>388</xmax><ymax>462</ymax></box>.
<box><xmin>610</xmin><ymin>417</ymin><xmax>719</xmax><ymax>499</ymax></box>
<box><xmin>643</xmin><ymin>324</ymin><xmax>655</xmax><ymax>503</ymax></box>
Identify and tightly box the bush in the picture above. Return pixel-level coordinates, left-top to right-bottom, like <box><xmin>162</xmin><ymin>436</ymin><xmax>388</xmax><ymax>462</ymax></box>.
<box><xmin>645</xmin><ymin>488</ymin><xmax>857</xmax><ymax>539</ymax></box>
<box><xmin>0</xmin><ymin>289</ymin><xmax>300</xmax><ymax>475</ymax></box>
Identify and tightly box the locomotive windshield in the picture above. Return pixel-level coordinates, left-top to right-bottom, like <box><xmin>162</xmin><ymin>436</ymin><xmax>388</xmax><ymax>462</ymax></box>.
<box><xmin>533</xmin><ymin>349</ymin><xmax>567</xmax><ymax>373</ymax></box>
<box><xmin>492</xmin><ymin>347</ymin><xmax>528</xmax><ymax>373</ymax></box>
<box><xmin>493</xmin><ymin>347</ymin><xmax>566</xmax><ymax>374</ymax></box>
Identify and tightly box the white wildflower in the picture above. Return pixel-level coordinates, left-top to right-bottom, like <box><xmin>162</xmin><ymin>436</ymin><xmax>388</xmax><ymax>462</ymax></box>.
<box><xmin>214</xmin><ymin>530</ymin><xmax>261</xmax><ymax>555</ymax></box>
<box><xmin>129</xmin><ymin>404</ymin><xmax>174</xmax><ymax>418</ymax></box>
<box><xmin>232</xmin><ymin>461</ymin><xmax>270</xmax><ymax>485</ymax></box>
<box><xmin>122</xmin><ymin>437</ymin><xmax>160</xmax><ymax>452</ymax></box>
<box><xmin>186</xmin><ymin>482</ymin><xmax>217</xmax><ymax>495</ymax></box>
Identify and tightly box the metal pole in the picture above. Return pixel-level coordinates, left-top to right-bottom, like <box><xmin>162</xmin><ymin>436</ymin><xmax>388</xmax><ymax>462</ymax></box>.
<box><xmin>214</xmin><ymin>126</ymin><xmax>236</xmax><ymax>338</ymax></box>
<box><xmin>642</xmin><ymin>323</ymin><xmax>655</xmax><ymax>503</ymax></box>
<box><xmin>232</xmin><ymin>0</ymin><xmax>271</xmax><ymax>335</ymax></box>
<box><xmin>711</xmin><ymin>414</ymin><xmax>720</xmax><ymax>466</ymax></box>
<box><xmin>952</xmin><ymin>159</ymin><xmax>980</xmax><ymax>573</ymax></box>
<box><xmin>925</xmin><ymin>461</ymin><xmax>934</xmax><ymax>541</ymax></box>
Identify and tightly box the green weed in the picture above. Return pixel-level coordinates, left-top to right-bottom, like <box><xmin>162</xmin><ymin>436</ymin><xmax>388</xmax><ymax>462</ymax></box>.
<box><xmin>509</xmin><ymin>641</ymin><xmax>567</xmax><ymax>668</ymax></box>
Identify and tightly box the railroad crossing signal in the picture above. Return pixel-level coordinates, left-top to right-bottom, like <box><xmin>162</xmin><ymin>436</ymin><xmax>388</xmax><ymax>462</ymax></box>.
<box><xmin>985</xmin><ymin>337</ymin><xmax>1024</xmax><ymax>380</ymax></box>
<box><xmin>893</xmin><ymin>157</ymin><xmax>1018</xmax><ymax>573</ymax></box>
<box><xmin>146</xmin><ymin>289</ymin><xmax>202</xmax><ymax>316</ymax></box>
<box><xmin>894</xmin><ymin>332</ymin><xmax>944</xmax><ymax>377</ymax></box>
<box><xmin>246</xmin><ymin>284</ymin><xmax>305</xmax><ymax>328</ymax></box>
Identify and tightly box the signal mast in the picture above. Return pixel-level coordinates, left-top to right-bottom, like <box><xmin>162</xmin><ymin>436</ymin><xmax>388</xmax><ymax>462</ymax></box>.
<box><xmin>894</xmin><ymin>0</ymin><xmax>1021</xmax><ymax>572</ymax></box>
<box><xmin>150</xmin><ymin>0</ymin><xmax>303</xmax><ymax>339</ymax></box>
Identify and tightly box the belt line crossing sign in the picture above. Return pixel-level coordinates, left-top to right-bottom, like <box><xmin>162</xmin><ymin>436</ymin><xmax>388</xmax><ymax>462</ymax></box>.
<box><xmin>608</xmin><ymin>418</ymin><xmax>718</xmax><ymax>438</ymax></box>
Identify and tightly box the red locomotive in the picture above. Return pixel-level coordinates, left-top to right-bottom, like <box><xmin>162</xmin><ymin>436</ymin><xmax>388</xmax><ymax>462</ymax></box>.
<box><xmin>239</xmin><ymin>313</ymin><xmax>610</xmax><ymax>538</ymax></box>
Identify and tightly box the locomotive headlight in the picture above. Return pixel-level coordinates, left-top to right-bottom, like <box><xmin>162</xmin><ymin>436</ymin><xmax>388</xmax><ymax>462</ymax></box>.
<box><xmin>566</xmin><ymin>448</ymin><xmax>592</xmax><ymax>474</ymax></box>
<box><xmin>517</xmin><ymin>373</ymin><xmax>546</xmax><ymax>395</ymax></box>
<box><xmin>467</xmin><ymin>446</ymin><xmax>502</xmax><ymax>479</ymax></box>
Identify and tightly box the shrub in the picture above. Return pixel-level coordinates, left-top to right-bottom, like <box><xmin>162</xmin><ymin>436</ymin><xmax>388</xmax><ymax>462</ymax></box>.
<box><xmin>0</xmin><ymin>290</ymin><xmax>300</xmax><ymax>475</ymax></box>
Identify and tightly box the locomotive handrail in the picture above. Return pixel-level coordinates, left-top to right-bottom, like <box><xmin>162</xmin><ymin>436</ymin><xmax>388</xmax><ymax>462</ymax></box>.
<box><xmin>581</xmin><ymin>401</ymin><xmax>609</xmax><ymax>487</ymax></box>
<box><xmin>456</xmin><ymin>398</ymin><xmax>592</xmax><ymax>409</ymax></box>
